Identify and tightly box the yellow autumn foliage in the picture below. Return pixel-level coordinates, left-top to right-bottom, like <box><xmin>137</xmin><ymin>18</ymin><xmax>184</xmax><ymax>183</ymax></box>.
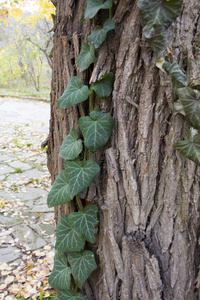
<box><xmin>8</xmin><ymin>8</ymin><xmax>23</xmax><ymax>20</ymax></box>
<box><xmin>0</xmin><ymin>1</ymin><xmax>9</xmax><ymax>25</ymax></box>
<box><xmin>23</xmin><ymin>0</ymin><xmax>55</xmax><ymax>25</ymax></box>
<box><xmin>0</xmin><ymin>0</ymin><xmax>55</xmax><ymax>25</ymax></box>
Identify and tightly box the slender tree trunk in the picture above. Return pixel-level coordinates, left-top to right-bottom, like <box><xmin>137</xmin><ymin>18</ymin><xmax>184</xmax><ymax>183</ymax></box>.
<box><xmin>47</xmin><ymin>0</ymin><xmax>200</xmax><ymax>299</ymax></box>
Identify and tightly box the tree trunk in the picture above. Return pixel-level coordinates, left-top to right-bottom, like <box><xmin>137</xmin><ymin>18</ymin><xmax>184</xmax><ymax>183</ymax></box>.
<box><xmin>47</xmin><ymin>0</ymin><xmax>200</xmax><ymax>299</ymax></box>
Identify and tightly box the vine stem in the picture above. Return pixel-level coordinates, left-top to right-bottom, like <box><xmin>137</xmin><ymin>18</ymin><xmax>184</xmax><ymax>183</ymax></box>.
<box><xmin>89</xmin><ymin>89</ymin><xmax>94</xmax><ymax>112</ymax></box>
<box><xmin>84</xmin><ymin>144</ymin><xmax>88</xmax><ymax>161</ymax></box>
<box><xmin>76</xmin><ymin>194</ymin><xmax>84</xmax><ymax>212</ymax></box>
<box><xmin>109</xmin><ymin>2</ymin><xmax>113</xmax><ymax>19</ymax></box>
<box><xmin>74</xmin><ymin>285</ymin><xmax>78</xmax><ymax>294</ymax></box>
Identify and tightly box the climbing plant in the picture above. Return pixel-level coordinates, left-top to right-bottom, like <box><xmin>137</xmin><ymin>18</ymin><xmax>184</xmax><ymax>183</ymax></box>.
<box><xmin>47</xmin><ymin>0</ymin><xmax>115</xmax><ymax>298</ymax></box>
<box><xmin>138</xmin><ymin>0</ymin><xmax>200</xmax><ymax>166</ymax></box>
<box><xmin>47</xmin><ymin>0</ymin><xmax>199</xmax><ymax>298</ymax></box>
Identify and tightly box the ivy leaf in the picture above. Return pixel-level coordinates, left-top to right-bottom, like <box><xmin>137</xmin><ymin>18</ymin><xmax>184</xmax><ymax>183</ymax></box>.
<box><xmin>68</xmin><ymin>204</ymin><xmax>98</xmax><ymax>243</ymax></box>
<box><xmin>177</xmin><ymin>87</ymin><xmax>200</xmax><ymax>129</ymax></box>
<box><xmin>88</xmin><ymin>19</ymin><xmax>115</xmax><ymax>49</ymax></box>
<box><xmin>47</xmin><ymin>170</ymin><xmax>72</xmax><ymax>208</ymax></box>
<box><xmin>59</xmin><ymin>129</ymin><xmax>83</xmax><ymax>160</ymax></box>
<box><xmin>85</xmin><ymin>0</ymin><xmax>113</xmax><ymax>19</ymax></box>
<box><xmin>57</xmin><ymin>77</ymin><xmax>89</xmax><ymax>108</ymax></box>
<box><xmin>64</xmin><ymin>159</ymin><xmax>100</xmax><ymax>198</ymax></box>
<box><xmin>174</xmin><ymin>134</ymin><xmax>200</xmax><ymax>166</ymax></box>
<box><xmin>189</xmin><ymin>78</ymin><xmax>200</xmax><ymax>91</ymax></box>
<box><xmin>55</xmin><ymin>215</ymin><xmax>85</xmax><ymax>252</ymax></box>
<box><xmin>163</xmin><ymin>61</ymin><xmax>186</xmax><ymax>87</ymax></box>
<box><xmin>78</xmin><ymin>42</ymin><xmax>96</xmax><ymax>72</ymax></box>
<box><xmin>173</xmin><ymin>100</ymin><xmax>185</xmax><ymax>116</ymax></box>
<box><xmin>58</xmin><ymin>290</ymin><xmax>86</xmax><ymax>300</ymax></box>
<box><xmin>137</xmin><ymin>0</ymin><xmax>183</xmax><ymax>30</ymax></box>
<box><xmin>143</xmin><ymin>22</ymin><xmax>167</xmax><ymax>55</ymax></box>
<box><xmin>137</xmin><ymin>0</ymin><xmax>183</xmax><ymax>55</ymax></box>
<box><xmin>79</xmin><ymin>111</ymin><xmax>114</xmax><ymax>152</ymax></box>
<box><xmin>48</xmin><ymin>253</ymin><xmax>71</xmax><ymax>290</ymax></box>
<box><xmin>91</xmin><ymin>73</ymin><xmax>114</xmax><ymax>98</ymax></box>
<box><xmin>68</xmin><ymin>250</ymin><xmax>97</xmax><ymax>288</ymax></box>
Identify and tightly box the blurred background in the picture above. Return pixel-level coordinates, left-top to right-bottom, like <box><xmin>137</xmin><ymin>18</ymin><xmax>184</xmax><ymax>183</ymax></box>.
<box><xmin>0</xmin><ymin>0</ymin><xmax>55</xmax><ymax>100</ymax></box>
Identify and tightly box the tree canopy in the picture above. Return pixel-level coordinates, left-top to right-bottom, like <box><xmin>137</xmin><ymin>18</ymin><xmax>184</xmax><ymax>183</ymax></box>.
<box><xmin>0</xmin><ymin>0</ymin><xmax>55</xmax><ymax>94</ymax></box>
<box><xmin>0</xmin><ymin>0</ymin><xmax>55</xmax><ymax>25</ymax></box>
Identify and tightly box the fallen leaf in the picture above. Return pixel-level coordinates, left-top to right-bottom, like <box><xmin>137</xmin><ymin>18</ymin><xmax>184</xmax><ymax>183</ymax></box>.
<box><xmin>0</xmin><ymin>284</ymin><xmax>7</xmax><ymax>290</ymax></box>
<box><xmin>5</xmin><ymin>276</ymin><xmax>15</xmax><ymax>285</ymax></box>
<box><xmin>2</xmin><ymin>270</ymin><xmax>12</xmax><ymax>276</ymax></box>
<box><xmin>8</xmin><ymin>283</ymin><xmax>21</xmax><ymax>294</ymax></box>
<box><xmin>0</xmin><ymin>263</ymin><xmax>12</xmax><ymax>271</ymax></box>
<box><xmin>44</xmin><ymin>245</ymin><xmax>51</xmax><ymax>251</ymax></box>
<box><xmin>0</xmin><ymin>229</ymin><xmax>15</xmax><ymax>237</ymax></box>
<box><xmin>24</xmin><ymin>231</ymin><xmax>31</xmax><ymax>239</ymax></box>
<box><xmin>33</xmin><ymin>250</ymin><xmax>45</xmax><ymax>257</ymax></box>
<box><xmin>5</xmin><ymin>296</ymin><xmax>13</xmax><ymax>300</ymax></box>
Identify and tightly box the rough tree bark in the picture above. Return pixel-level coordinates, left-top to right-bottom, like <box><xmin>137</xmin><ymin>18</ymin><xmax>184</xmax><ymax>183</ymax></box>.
<box><xmin>47</xmin><ymin>0</ymin><xmax>200</xmax><ymax>299</ymax></box>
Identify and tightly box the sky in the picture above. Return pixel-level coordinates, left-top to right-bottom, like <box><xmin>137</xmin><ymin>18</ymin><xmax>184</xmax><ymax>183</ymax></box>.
<box><xmin>22</xmin><ymin>0</ymin><xmax>38</xmax><ymax>12</ymax></box>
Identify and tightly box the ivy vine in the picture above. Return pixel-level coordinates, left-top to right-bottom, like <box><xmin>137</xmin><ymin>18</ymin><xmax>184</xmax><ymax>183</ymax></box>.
<box><xmin>47</xmin><ymin>0</ymin><xmax>115</xmax><ymax>299</ymax></box>
<box><xmin>138</xmin><ymin>0</ymin><xmax>200</xmax><ymax>166</ymax></box>
<box><xmin>47</xmin><ymin>0</ymin><xmax>199</xmax><ymax>298</ymax></box>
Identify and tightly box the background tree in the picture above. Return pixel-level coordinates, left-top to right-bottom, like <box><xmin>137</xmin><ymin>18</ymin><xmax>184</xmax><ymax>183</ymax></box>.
<box><xmin>0</xmin><ymin>0</ymin><xmax>54</xmax><ymax>94</ymax></box>
<box><xmin>47</xmin><ymin>0</ymin><xmax>200</xmax><ymax>299</ymax></box>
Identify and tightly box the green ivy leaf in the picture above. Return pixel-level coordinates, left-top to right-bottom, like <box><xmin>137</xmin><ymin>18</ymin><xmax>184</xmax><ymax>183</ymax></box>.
<box><xmin>163</xmin><ymin>61</ymin><xmax>186</xmax><ymax>87</ymax></box>
<box><xmin>57</xmin><ymin>77</ymin><xmax>89</xmax><ymax>108</ymax></box>
<box><xmin>138</xmin><ymin>0</ymin><xmax>183</xmax><ymax>29</ymax></box>
<box><xmin>55</xmin><ymin>215</ymin><xmax>85</xmax><ymax>252</ymax></box>
<box><xmin>58</xmin><ymin>290</ymin><xmax>86</xmax><ymax>300</ymax></box>
<box><xmin>47</xmin><ymin>170</ymin><xmax>72</xmax><ymax>208</ymax></box>
<box><xmin>88</xmin><ymin>19</ymin><xmax>115</xmax><ymax>49</ymax></box>
<box><xmin>173</xmin><ymin>100</ymin><xmax>185</xmax><ymax>116</ymax></box>
<box><xmin>174</xmin><ymin>134</ymin><xmax>200</xmax><ymax>166</ymax></box>
<box><xmin>79</xmin><ymin>111</ymin><xmax>114</xmax><ymax>152</ymax></box>
<box><xmin>137</xmin><ymin>0</ymin><xmax>183</xmax><ymax>55</ymax></box>
<box><xmin>78</xmin><ymin>42</ymin><xmax>96</xmax><ymax>72</ymax></box>
<box><xmin>68</xmin><ymin>204</ymin><xmax>98</xmax><ymax>243</ymax></box>
<box><xmin>177</xmin><ymin>87</ymin><xmax>200</xmax><ymax>129</ymax></box>
<box><xmin>189</xmin><ymin>78</ymin><xmax>200</xmax><ymax>91</ymax></box>
<box><xmin>143</xmin><ymin>23</ymin><xmax>167</xmax><ymax>55</ymax></box>
<box><xmin>85</xmin><ymin>0</ymin><xmax>113</xmax><ymax>19</ymax></box>
<box><xmin>48</xmin><ymin>253</ymin><xmax>71</xmax><ymax>290</ymax></box>
<box><xmin>68</xmin><ymin>250</ymin><xmax>97</xmax><ymax>288</ymax></box>
<box><xmin>91</xmin><ymin>72</ymin><xmax>114</xmax><ymax>98</ymax></box>
<box><xmin>59</xmin><ymin>129</ymin><xmax>83</xmax><ymax>160</ymax></box>
<box><xmin>64</xmin><ymin>159</ymin><xmax>100</xmax><ymax>198</ymax></box>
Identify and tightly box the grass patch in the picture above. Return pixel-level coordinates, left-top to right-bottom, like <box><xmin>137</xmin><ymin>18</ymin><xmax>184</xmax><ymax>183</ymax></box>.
<box><xmin>0</xmin><ymin>86</ymin><xmax>50</xmax><ymax>99</ymax></box>
<box><xmin>12</xmin><ymin>138</ymin><xmax>22</xmax><ymax>149</ymax></box>
<box><xmin>14</xmin><ymin>168</ymin><xmax>23</xmax><ymax>173</ymax></box>
<box><xmin>16</xmin><ymin>289</ymin><xmax>56</xmax><ymax>300</ymax></box>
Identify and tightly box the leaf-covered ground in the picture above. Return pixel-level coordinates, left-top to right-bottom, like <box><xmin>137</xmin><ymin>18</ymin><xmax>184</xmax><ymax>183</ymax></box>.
<box><xmin>0</xmin><ymin>111</ymin><xmax>56</xmax><ymax>299</ymax></box>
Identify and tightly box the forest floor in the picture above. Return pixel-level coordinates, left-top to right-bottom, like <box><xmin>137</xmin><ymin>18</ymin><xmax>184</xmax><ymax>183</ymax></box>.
<box><xmin>0</xmin><ymin>97</ymin><xmax>56</xmax><ymax>299</ymax></box>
